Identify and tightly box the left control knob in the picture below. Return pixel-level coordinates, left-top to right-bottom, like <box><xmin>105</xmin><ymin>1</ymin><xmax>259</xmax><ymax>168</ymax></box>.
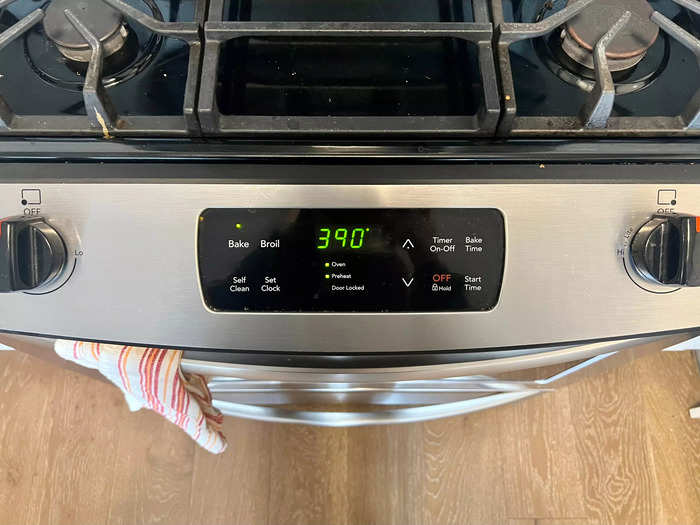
<box><xmin>0</xmin><ymin>217</ymin><xmax>66</xmax><ymax>292</ymax></box>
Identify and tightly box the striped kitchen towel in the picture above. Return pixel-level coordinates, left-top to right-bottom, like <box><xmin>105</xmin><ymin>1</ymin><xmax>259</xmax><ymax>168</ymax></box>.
<box><xmin>54</xmin><ymin>340</ymin><xmax>227</xmax><ymax>454</ymax></box>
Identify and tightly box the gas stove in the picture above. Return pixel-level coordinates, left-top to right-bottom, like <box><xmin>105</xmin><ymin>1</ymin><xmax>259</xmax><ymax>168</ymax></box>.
<box><xmin>0</xmin><ymin>0</ymin><xmax>696</xmax><ymax>137</ymax></box>
<box><xmin>0</xmin><ymin>0</ymin><xmax>699</xmax><ymax>360</ymax></box>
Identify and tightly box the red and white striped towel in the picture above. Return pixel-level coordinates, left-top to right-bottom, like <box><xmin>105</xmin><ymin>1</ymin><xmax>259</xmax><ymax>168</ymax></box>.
<box><xmin>54</xmin><ymin>340</ymin><xmax>227</xmax><ymax>454</ymax></box>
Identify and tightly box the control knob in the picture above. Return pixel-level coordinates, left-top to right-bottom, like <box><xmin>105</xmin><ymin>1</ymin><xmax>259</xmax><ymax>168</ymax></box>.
<box><xmin>630</xmin><ymin>213</ymin><xmax>700</xmax><ymax>287</ymax></box>
<box><xmin>0</xmin><ymin>216</ymin><xmax>66</xmax><ymax>292</ymax></box>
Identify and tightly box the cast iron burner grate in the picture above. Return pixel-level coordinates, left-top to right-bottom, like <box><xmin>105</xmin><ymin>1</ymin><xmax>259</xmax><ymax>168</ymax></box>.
<box><xmin>197</xmin><ymin>0</ymin><xmax>501</xmax><ymax>136</ymax></box>
<box><xmin>493</xmin><ymin>0</ymin><xmax>700</xmax><ymax>136</ymax></box>
<box><xmin>0</xmin><ymin>0</ymin><xmax>204</xmax><ymax>136</ymax></box>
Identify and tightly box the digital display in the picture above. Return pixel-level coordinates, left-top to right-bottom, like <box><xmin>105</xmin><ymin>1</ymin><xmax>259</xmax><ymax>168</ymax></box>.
<box><xmin>316</xmin><ymin>227</ymin><xmax>370</xmax><ymax>250</ymax></box>
<box><xmin>198</xmin><ymin>208</ymin><xmax>505</xmax><ymax>312</ymax></box>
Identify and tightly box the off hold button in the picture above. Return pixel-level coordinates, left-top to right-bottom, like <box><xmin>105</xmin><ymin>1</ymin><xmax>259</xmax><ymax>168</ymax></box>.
<box><xmin>431</xmin><ymin>273</ymin><xmax>453</xmax><ymax>292</ymax></box>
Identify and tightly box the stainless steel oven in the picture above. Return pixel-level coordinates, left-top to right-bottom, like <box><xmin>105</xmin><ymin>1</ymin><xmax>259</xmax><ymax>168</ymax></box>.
<box><xmin>1</xmin><ymin>0</ymin><xmax>699</xmax><ymax>425</ymax></box>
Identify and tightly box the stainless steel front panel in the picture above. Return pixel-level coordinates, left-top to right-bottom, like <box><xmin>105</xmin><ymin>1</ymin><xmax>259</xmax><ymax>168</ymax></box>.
<box><xmin>1</xmin><ymin>168</ymin><xmax>699</xmax><ymax>352</ymax></box>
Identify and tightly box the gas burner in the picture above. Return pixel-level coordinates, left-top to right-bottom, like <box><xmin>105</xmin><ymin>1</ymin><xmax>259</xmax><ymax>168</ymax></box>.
<box><xmin>561</xmin><ymin>0</ymin><xmax>659</xmax><ymax>75</ymax></box>
<box><xmin>43</xmin><ymin>0</ymin><xmax>128</xmax><ymax>62</ymax></box>
<box><xmin>532</xmin><ymin>0</ymin><xmax>670</xmax><ymax>93</ymax></box>
<box><xmin>24</xmin><ymin>0</ymin><xmax>164</xmax><ymax>91</ymax></box>
<box><xmin>0</xmin><ymin>0</ymin><xmax>204</xmax><ymax>135</ymax></box>
<box><xmin>495</xmin><ymin>0</ymin><xmax>700</xmax><ymax>135</ymax></box>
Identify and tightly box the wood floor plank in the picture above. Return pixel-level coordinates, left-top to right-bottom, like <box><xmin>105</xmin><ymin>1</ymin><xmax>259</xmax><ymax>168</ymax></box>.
<box><xmin>35</xmin><ymin>357</ymin><xmax>124</xmax><ymax>525</ymax></box>
<box><xmin>635</xmin><ymin>350</ymin><xmax>700</xmax><ymax>525</ymax></box>
<box><xmin>346</xmin><ymin>424</ymin><xmax>425</xmax><ymax>525</ymax></box>
<box><xmin>506</xmin><ymin>520</ymin><xmax>600</xmax><ymax>525</ymax></box>
<box><xmin>0</xmin><ymin>353</ymin><xmax>58</xmax><ymax>525</ymax></box>
<box><xmin>189</xmin><ymin>418</ymin><xmax>272</xmax><ymax>525</ymax></box>
<box><xmin>421</xmin><ymin>407</ymin><xmax>510</xmax><ymax>525</ymax></box>
<box><xmin>567</xmin><ymin>351</ymin><xmax>661</xmax><ymax>525</ymax></box>
<box><xmin>106</xmin><ymin>409</ymin><xmax>196</xmax><ymax>525</ymax></box>
<box><xmin>268</xmin><ymin>424</ymin><xmax>349</xmax><ymax>525</ymax></box>
<box><xmin>498</xmin><ymin>386</ymin><xmax>587</xmax><ymax>520</ymax></box>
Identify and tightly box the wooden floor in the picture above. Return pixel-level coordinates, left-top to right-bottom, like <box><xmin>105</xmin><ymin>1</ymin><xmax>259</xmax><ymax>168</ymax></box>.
<box><xmin>0</xmin><ymin>343</ymin><xmax>698</xmax><ymax>525</ymax></box>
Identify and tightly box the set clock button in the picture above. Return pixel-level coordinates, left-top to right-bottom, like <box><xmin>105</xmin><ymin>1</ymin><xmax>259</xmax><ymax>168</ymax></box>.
<box><xmin>261</xmin><ymin>275</ymin><xmax>281</xmax><ymax>292</ymax></box>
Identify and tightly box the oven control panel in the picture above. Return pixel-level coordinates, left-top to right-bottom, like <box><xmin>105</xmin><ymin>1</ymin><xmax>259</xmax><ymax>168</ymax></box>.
<box><xmin>197</xmin><ymin>208</ymin><xmax>505</xmax><ymax>312</ymax></box>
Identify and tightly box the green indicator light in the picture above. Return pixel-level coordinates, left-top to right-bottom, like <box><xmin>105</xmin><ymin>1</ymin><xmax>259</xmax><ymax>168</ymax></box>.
<box><xmin>324</xmin><ymin>262</ymin><xmax>330</xmax><ymax>268</ymax></box>
<box><xmin>235</xmin><ymin>223</ymin><xmax>242</xmax><ymax>229</ymax></box>
<box><xmin>325</xmin><ymin>274</ymin><xmax>330</xmax><ymax>279</ymax></box>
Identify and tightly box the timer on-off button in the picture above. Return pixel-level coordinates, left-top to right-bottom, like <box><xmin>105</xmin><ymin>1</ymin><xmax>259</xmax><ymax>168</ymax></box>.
<box><xmin>429</xmin><ymin>236</ymin><xmax>456</xmax><ymax>253</ymax></box>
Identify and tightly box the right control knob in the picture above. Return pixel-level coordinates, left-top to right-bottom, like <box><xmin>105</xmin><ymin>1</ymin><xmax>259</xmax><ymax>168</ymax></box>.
<box><xmin>631</xmin><ymin>214</ymin><xmax>700</xmax><ymax>287</ymax></box>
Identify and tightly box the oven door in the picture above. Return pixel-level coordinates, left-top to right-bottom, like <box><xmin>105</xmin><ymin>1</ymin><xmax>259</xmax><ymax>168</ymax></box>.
<box><xmin>2</xmin><ymin>332</ymin><xmax>692</xmax><ymax>427</ymax></box>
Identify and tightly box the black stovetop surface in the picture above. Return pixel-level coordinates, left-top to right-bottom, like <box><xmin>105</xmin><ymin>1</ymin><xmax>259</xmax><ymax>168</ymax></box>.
<box><xmin>0</xmin><ymin>0</ymin><xmax>194</xmax><ymax>118</ymax></box>
<box><xmin>0</xmin><ymin>0</ymin><xmax>697</xmax><ymax>138</ymax></box>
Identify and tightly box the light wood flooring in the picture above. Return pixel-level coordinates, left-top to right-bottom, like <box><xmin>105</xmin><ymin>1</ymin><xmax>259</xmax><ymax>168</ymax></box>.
<box><xmin>0</xmin><ymin>341</ymin><xmax>698</xmax><ymax>525</ymax></box>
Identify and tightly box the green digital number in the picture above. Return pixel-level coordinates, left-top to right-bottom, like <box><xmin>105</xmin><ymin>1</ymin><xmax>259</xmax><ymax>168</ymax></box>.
<box><xmin>317</xmin><ymin>228</ymin><xmax>331</xmax><ymax>249</ymax></box>
<box><xmin>317</xmin><ymin>226</ymin><xmax>369</xmax><ymax>249</ymax></box>
<box><xmin>350</xmin><ymin>228</ymin><xmax>365</xmax><ymax>249</ymax></box>
<box><xmin>334</xmin><ymin>228</ymin><xmax>348</xmax><ymax>247</ymax></box>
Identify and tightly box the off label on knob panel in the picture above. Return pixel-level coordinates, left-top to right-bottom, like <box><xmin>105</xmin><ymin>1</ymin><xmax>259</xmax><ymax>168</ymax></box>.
<box><xmin>197</xmin><ymin>208</ymin><xmax>505</xmax><ymax>312</ymax></box>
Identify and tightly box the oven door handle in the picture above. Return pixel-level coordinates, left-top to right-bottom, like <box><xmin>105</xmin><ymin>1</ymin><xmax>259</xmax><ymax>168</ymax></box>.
<box><xmin>208</xmin><ymin>350</ymin><xmax>623</xmax><ymax>426</ymax></box>
<box><xmin>211</xmin><ymin>390</ymin><xmax>540</xmax><ymax>427</ymax></box>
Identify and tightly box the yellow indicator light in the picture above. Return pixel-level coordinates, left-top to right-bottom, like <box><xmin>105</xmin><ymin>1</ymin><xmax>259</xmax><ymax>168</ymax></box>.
<box><xmin>325</xmin><ymin>274</ymin><xmax>330</xmax><ymax>279</ymax></box>
<box><xmin>235</xmin><ymin>223</ymin><xmax>242</xmax><ymax>229</ymax></box>
<box><xmin>324</xmin><ymin>262</ymin><xmax>330</xmax><ymax>268</ymax></box>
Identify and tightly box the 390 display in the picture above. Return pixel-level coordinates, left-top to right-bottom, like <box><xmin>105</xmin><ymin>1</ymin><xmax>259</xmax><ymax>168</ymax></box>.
<box><xmin>197</xmin><ymin>208</ymin><xmax>506</xmax><ymax>312</ymax></box>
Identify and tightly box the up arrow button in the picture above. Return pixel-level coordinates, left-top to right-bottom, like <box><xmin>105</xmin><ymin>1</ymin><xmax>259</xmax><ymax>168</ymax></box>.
<box><xmin>402</xmin><ymin>238</ymin><xmax>415</xmax><ymax>249</ymax></box>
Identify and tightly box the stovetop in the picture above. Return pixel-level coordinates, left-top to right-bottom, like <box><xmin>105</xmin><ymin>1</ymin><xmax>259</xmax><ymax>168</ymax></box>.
<box><xmin>0</xmin><ymin>0</ymin><xmax>697</xmax><ymax>138</ymax></box>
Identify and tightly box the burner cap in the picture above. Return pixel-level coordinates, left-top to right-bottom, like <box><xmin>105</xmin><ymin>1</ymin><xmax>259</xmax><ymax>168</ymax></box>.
<box><xmin>565</xmin><ymin>0</ymin><xmax>659</xmax><ymax>59</ymax></box>
<box><xmin>43</xmin><ymin>0</ymin><xmax>127</xmax><ymax>62</ymax></box>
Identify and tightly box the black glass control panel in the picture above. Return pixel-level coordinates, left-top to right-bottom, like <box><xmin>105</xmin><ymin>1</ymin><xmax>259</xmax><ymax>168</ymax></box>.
<box><xmin>197</xmin><ymin>209</ymin><xmax>505</xmax><ymax>312</ymax></box>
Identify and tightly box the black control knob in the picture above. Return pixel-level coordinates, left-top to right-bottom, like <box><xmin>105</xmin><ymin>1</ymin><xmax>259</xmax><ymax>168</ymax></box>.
<box><xmin>0</xmin><ymin>216</ymin><xmax>66</xmax><ymax>292</ymax></box>
<box><xmin>630</xmin><ymin>214</ymin><xmax>700</xmax><ymax>287</ymax></box>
